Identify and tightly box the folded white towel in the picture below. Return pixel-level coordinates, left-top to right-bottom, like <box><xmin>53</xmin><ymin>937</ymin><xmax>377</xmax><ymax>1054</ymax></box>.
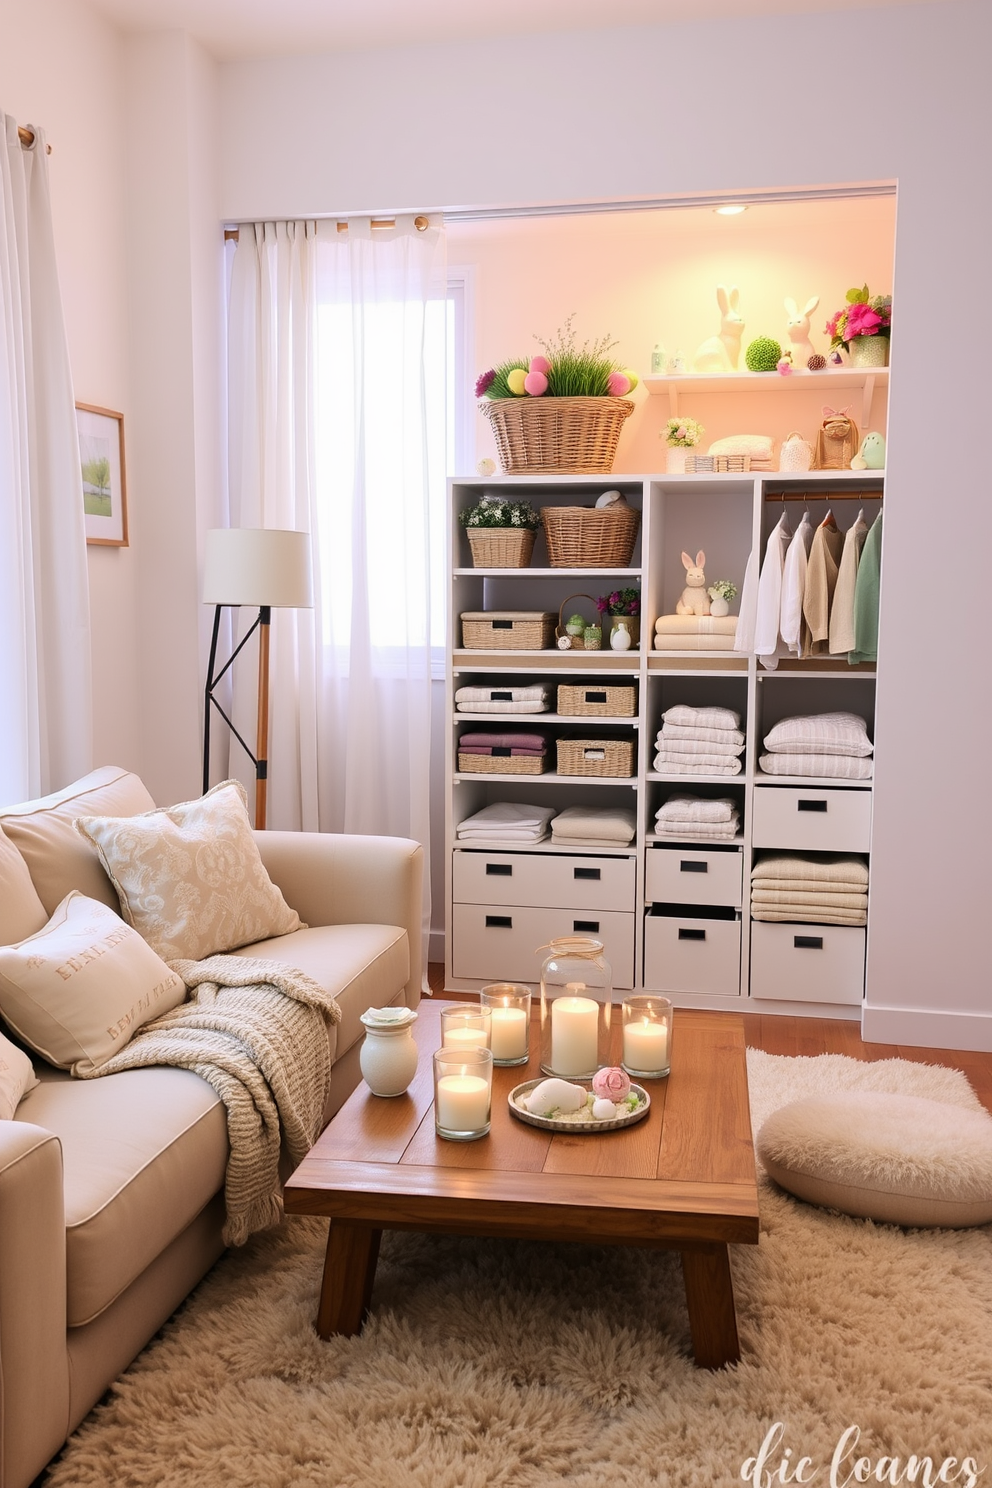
<box><xmin>457</xmin><ymin>828</ymin><xmax>549</xmax><ymax>844</ymax></box>
<box><xmin>660</xmin><ymin>722</ymin><xmax>746</xmax><ymax>747</ymax></box>
<box><xmin>662</xmin><ymin>705</ymin><xmax>741</xmax><ymax>731</ymax></box>
<box><xmin>656</xmin><ymin>793</ymin><xmax>738</xmax><ymax>824</ymax></box>
<box><xmin>653</xmin><ymin>614</ymin><xmax>739</xmax><ymax>635</ymax></box>
<box><xmin>550</xmin><ymin>806</ymin><xmax>636</xmax><ymax>844</ymax></box>
<box><xmin>654</xmin><ymin>751</ymin><xmax>743</xmax><ymax>774</ymax></box>
<box><xmin>457</xmin><ymin>802</ymin><xmax>556</xmax><ymax>833</ymax></box>
<box><xmin>763</xmin><ymin>712</ymin><xmax>872</xmax><ymax>757</ymax></box>
<box><xmin>456</xmin><ymin>699</ymin><xmax>549</xmax><ymax>714</ymax></box>
<box><xmin>751</xmin><ymin>853</ymin><xmax>869</xmax><ymax>886</ymax></box>
<box><xmin>654</xmin><ymin>818</ymin><xmax>740</xmax><ymax>840</ymax></box>
<box><xmin>758</xmin><ymin>752</ymin><xmax>873</xmax><ymax>780</ymax></box>
<box><xmin>654</xmin><ymin>634</ymin><xmax>738</xmax><ymax>652</ymax></box>
<box><xmin>654</xmin><ymin>734</ymin><xmax>744</xmax><ymax>758</ymax></box>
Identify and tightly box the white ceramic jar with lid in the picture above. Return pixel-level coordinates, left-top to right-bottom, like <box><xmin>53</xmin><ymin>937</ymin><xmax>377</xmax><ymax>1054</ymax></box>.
<box><xmin>359</xmin><ymin>1006</ymin><xmax>419</xmax><ymax>1096</ymax></box>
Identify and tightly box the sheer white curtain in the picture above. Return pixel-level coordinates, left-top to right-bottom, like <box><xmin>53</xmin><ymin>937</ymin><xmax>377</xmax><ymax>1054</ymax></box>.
<box><xmin>227</xmin><ymin>214</ymin><xmax>446</xmax><ymax>964</ymax></box>
<box><xmin>0</xmin><ymin>116</ymin><xmax>91</xmax><ymax>804</ymax></box>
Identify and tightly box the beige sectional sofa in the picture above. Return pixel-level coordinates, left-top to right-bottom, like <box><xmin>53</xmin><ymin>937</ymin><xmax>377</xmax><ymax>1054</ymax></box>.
<box><xmin>0</xmin><ymin>767</ymin><xmax>423</xmax><ymax>1488</ymax></box>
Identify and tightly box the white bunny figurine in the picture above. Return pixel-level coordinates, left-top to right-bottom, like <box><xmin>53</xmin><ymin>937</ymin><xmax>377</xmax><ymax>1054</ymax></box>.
<box><xmin>676</xmin><ymin>550</ymin><xmax>711</xmax><ymax>616</ymax></box>
<box><xmin>784</xmin><ymin>295</ymin><xmax>820</xmax><ymax>369</ymax></box>
<box><xmin>692</xmin><ymin>286</ymin><xmax>744</xmax><ymax>372</ymax></box>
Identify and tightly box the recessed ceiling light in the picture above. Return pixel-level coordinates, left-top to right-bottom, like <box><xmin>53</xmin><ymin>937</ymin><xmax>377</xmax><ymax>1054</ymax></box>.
<box><xmin>715</xmin><ymin>204</ymin><xmax>747</xmax><ymax>216</ymax></box>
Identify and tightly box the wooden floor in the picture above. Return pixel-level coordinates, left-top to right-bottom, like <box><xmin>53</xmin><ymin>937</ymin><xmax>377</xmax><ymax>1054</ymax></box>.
<box><xmin>427</xmin><ymin>965</ymin><xmax>992</xmax><ymax>1117</ymax></box>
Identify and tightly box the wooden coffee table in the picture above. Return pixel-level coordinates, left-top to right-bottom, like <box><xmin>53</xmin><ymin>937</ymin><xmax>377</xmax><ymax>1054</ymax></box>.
<box><xmin>284</xmin><ymin>1002</ymin><xmax>759</xmax><ymax>1368</ymax></box>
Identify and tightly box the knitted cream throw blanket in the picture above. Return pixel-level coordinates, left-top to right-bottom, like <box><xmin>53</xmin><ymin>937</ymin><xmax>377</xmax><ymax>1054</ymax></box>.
<box><xmin>79</xmin><ymin>955</ymin><xmax>341</xmax><ymax>1245</ymax></box>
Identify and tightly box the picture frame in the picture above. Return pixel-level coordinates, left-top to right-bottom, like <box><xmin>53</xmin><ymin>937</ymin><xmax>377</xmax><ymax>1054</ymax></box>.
<box><xmin>76</xmin><ymin>403</ymin><xmax>128</xmax><ymax>547</ymax></box>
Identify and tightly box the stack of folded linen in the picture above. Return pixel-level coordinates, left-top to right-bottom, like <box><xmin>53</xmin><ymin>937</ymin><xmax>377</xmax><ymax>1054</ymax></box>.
<box><xmin>654</xmin><ymin>793</ymin><xmax>740</xmax><ymax>840</ymax></box>
<box><xmin>653</xmin><ymin>704</ymin><xmax>745</xmax><ymax>775</ymax></box>
<box><xmin>653</xmin><ymin>615</ymin><xmax>738</xmax><ymax>651</ymax></box>
<box><xmin>455</xmin><ymin>684</ymin><xmax>549</xmax><ymax>714</ymax></box>
<box><xmin>458</xmin><ymin>731</ymin><xmax>548</xmax><ymax>771</ymax></box>
<box><xmin>456</xmin><ymin>802</ymin><xmax>556</xmax><ymax>844</ymax></box>
<box><xmin>550</xmin><ymin>805</ymin><xmax>636</xmax><ymax>847</ymax></box>
<box><xmin>759</xmin><ymin>712</ymin><xmax>873</xmax><ymax>780</ymax></box>
<box><xmin>751</xmin><ymin>852</ymin><xmax>869</xmax><ymax>925</ymax></box>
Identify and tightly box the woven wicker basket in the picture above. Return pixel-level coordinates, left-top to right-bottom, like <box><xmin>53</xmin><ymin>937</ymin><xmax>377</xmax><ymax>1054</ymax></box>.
<box><xmin>556</xmin><ymin>738</ymin><xmax>636</xmax><ymax>778</ymax></box>
<box><xmin>557</xmin><ymin>684</ymin><xmax>637</xmax><ymax>718</ymax></box>
<box><xmin>541</xmin><ymin>505</ymin><xmax>641</xmax><ymax>568</ymax></box>
<box><xmin>457</xmin><ymin>752</ymin><xmax>546</xmax><ymax>775</ymax></box>
<box><xmin>685</xmin><ymin>453</ymin><xmax>751</xmax><ymax>474</ymax></box>
<box><xmin>480</xmin><ymin>397</ymin><xmax>634</xmax><ymax>475</ymax></box>
<box><xmin>554</xmin><ymin>594</ymin><xmax>602</xmax><ymax>651</ymax></box>
<box><xmin>466</xmin><ymin>527</ymin><xmax>536</xmax><ymax>569</ymax></box>
<box><xmin>460</xmin><ymin>612</ymin><xmax>555</xmax><ymax>651</ymax></box>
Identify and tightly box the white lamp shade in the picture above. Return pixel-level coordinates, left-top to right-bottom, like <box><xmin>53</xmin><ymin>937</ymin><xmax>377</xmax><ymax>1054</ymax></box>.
<box><xmin>203</xmin><ymin>528</ymin><xmax>313</xmax><ymax>608</ymax></box>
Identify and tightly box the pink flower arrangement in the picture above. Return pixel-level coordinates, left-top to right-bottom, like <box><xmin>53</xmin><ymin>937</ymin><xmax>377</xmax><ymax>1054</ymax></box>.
<box><xmin>592</xmin><ymin>1066</ymin><xmax>631</xmax><ymax>1102</ymax></box>
<box><xmin>826</xmin><ymin>285</ymin><xmax>892</xmax><ymax>351</ymax></box>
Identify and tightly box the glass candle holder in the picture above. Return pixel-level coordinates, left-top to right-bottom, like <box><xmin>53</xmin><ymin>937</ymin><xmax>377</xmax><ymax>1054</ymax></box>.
<box><xmin>539</xmin><ymin>936</ymin><xmax>612</xmax><ymax>1078</ymax></box>
<box><xmin>433</xmin><ymin>1046</ymin><xmax>493</xmax><ymax>1141</ymax></box>
<box><xmin>621</xmin><ymin>996</ymin><xmax>672</xmax><ymax>1079</ymax></box>
<box><xmin>480</xmin><ymin>984</ymin><xmax>531</xmax><ymax>1067</ymax></box>
<box><xmin>440</xmin><ymin>1005</ymin><xmax>492</xmax><ymax>1054</ymax></box>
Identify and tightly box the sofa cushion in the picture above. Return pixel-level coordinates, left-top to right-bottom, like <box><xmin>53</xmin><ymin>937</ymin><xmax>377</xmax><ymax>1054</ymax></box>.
<box><xmin>0</xmin><ymin>893</ymin><xmax>186</xmax><ymax>1075</ymax></box>
<box><xmin>0</xmin><ymin>1026</ymin><xmax>39</xmax><ymax>1118</ymax></box>
<box><xmin>75</xmin><ymin>780</ymin><xmax>303</xmax><ymax>961</ymax></box>
<box><xmin>0</xmin><ymin>766</ymin><xmax>157</xmax><ymax>916</ymax></box>
<box><xmin>15</xmin><ymin>1065</ymin><xmax>228</xmax><ymax>1325</ymax></box>
<box><xmin>233</xmin><ymin>922</ymin><xmax>409</xmax><ymax>1060</ymax></box>
<box><xmin>0</xmin><ymin>825</ymin><xmax>48</xmax><ymax>946</ymax></box>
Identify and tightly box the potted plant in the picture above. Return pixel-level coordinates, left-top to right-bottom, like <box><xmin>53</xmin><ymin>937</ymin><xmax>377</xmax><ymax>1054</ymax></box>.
<box><xmin>707</xmin><ymin>579</ymin><xmax>738</xmax><ymax>617</ymax></box>
<box><xmin>825</xmin><ymin>285</ymin><xmax>892</xmax><ymax>368</ymax></box>
<box><xmin>475</xmin><ymin>315</ymin><xmax>638</xmax><ymax>475</ymax></box>
<box><xmin>661</xmin><ymin>416</ymin><xmax>705</xmax><ymax>474</ymax></box>
<box><xmin>458</xmin><ymin>495</ymin><xmax>541</xmax><ymax>568</ymax></box>
<box><xmin>597</xmin><ymin>587</ymin><xmax>641</xmax><ymax>649</ymax></box>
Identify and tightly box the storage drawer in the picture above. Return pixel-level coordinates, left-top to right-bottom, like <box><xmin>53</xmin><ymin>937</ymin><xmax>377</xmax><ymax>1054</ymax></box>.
<box><xmin>749</xmin><ymin>921</ymin><xmax>865</xmax><ymax>1005</ymax></box>
<box><xmin>642</xmin><ymin>913</ymin><xmax>741</xmax><ymax>997</ymax></box>
<box><xmin>645</xmin><ymin>847</ymin><xmax>743</xmax><ymax>908</ymax></box>
<box><xmin>451</xmin><ymin>904</ymin><xmax>635</xmax><ymax>988</ymax></box>
<box><xmin>453</xmin><ymin>850</ymin><xmax>635</xmax><ymax>912</ymax></box>
<box><xmin>751</xmin><ymin>786</ymin><xmax>872</xmax><ymax>852</ymax></box>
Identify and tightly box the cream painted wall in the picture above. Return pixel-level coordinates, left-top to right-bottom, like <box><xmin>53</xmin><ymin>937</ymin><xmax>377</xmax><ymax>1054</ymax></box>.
<box><xmin>0</xmin><ymin>0</ymin><xmax>141</xmax><ymax>774</ymax></box>
<box><xmin>219</xmin><ymin>0</ymin><xmax>992</xmax><ymax>1048</ymax></box>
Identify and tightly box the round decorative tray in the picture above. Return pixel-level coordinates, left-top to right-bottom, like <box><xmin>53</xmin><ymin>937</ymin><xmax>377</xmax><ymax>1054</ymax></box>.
<box><xmin>508</xmin><ymin>1078</ymin><xmax>651</xmax><ymax>1134</ymax></box>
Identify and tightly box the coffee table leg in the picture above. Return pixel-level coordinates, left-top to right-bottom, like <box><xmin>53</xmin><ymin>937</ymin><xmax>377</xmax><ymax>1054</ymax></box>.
<box><xmin>680</xmin><ymin>1244</ymin><xmax>741</xmax><ymax>1369</ymax></box>
<box><xmin>316</xmin><ymin>1220</ymin><xmax>382</xmax><ymax>1339</ymax></box>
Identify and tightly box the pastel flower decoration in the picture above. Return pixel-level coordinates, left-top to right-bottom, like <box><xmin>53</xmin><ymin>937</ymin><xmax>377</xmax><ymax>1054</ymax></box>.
<box><xmin>529</xmin><ymin>355</ymin><xmax>552</xmax><ymax>375</ymax></box>
<box><xmin>592</xmin><ymin>1066</ymin><xmax>631</xmax><ymax>1102</ymax></box>
<box><xmin>845</xmin><ymin>302</ymin><xmax>883</xmax><ymax>340</ymax></box>
<box><xmin>475</xmin><ymin>369</ymin><xmax>496</xmax><ymax>397</ymax></box>
<box><xmin>777</xmin><ymin>357</ymin><xmax>793</xmax><ymax>376</ymax></box>
<box><xmin>607</xmin><ymin>371</ymin><xmax>631</xmax><ymax>397</ymax></box>
<box><xmin>524</xmin><ymin>370</ymin><xmax>549</xmax><ymax>396</ymax></box>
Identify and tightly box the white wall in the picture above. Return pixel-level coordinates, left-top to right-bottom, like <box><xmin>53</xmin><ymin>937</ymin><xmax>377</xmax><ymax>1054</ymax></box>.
<box><xmin>0</xmin><ymin>0</ymin><xmax>141</xmax><ymax>773</ymax></box>
<box><xmin>219</xmin><ymin>0</ymin><xmax>992</xmax><ymax>1048</ymax></box>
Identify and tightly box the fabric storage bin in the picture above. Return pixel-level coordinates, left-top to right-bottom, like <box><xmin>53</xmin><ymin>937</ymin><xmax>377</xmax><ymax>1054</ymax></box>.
<box><xmin>643</xmin><ymin>909</ymin><xmax>741</xmax><ymax>997</ymax></box>
<box><xmin>453</xmin><ymin>850</ymin><xmax>635</xmax><ymax>912</ymax></box>
<box><xmin>460</xmin><ymin>612</ymin><xmax>555</xmax><ymax>651</ymax></box>
<box><xmin>645</xmin><ymin>846</ymin><xmax>743</xmax><ymax>908</ymax></box>
<box><xmin>751</xmin><ymin>786</ymin><xmax>872</xmax><ymax>853</ymax></box>
<box><xmin>749</xmin><ymin>922</ymin><xmax>865</xmax><ymax>1006</ymax></box>
<box><xmin>451</xmin><ymin>902</ymin><xmax>635</xmax><ymax>988</ymax></box>
<box><xmin>557</xmin><ymin>683</ymin><xmax>637</xmax><ymax>717</ymax></box>
<box><xmin>456</xmin><ymin>752</ymin><xmax>547</xmax><ymax>775</ymax></box>
<box><xmin>556</xmin><ymin>738</ymin><xmax>635</xmax><ymax>777</ymax></box>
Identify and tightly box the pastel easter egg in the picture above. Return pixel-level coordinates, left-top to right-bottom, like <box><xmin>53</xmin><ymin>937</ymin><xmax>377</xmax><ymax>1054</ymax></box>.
<box><xmin>530</xmin><ymin>355</ymin><xmax>551</xmax><ymax>375</ymax></box>
<box><xmin>524</xmin><ymin>370</ymin><xmax>549</xmax><ymax>396</ymax></box>
<box><xmin>607</xmin><ymin>372</ymin><xmax>631</xmax><ymax>397</ymax></box>
<box><xmin>776</xmin><ymin>358</ymin><xmax>793</xmax><ymax>376</ymax></box>
<box><xmin>621</xmin><ymin>367</ymin><xmax>639</xmax><ymax>391</ymax></box>
<box><xmin>506</xmin><ymin>368</ymin><xmax>527</xmax><ymax>396</ymax></box>
<box><xmin>592</xmin><ymin>1098</ymin><xmax>619</xmax><ymax>1121</ymax></box>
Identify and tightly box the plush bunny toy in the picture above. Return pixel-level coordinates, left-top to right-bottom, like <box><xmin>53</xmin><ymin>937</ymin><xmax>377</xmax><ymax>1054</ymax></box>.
<box><xmin>784</xmin><ymin>295</ymin><xmax>820</xmax><ymax>369</ymax></box>
<box><xmin>676</xmin><ymin>550</ymin><xmax>711</xmax><ymax>616</ymax></box>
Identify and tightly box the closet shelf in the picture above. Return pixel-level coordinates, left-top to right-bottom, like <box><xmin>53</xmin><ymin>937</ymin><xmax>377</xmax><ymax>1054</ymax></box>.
<box><xmin>454</xmin><ymin>770</ymin><xmax>636</xmax><ymax>786</ymax></box>
<box><xmin>454</xmin><ymin>650</ymin><xmax>640</xmax><ymax>672</ymax></box>
<box><xmin>754</xmin><ymin>772</ymin><xmax>873</xmax><ymax>790</ymax></box>
<box><xmin>453</xmin><ymin>840</ymin><xmax>638</xmax><ymax>858</ymax></box>
<box><xmin>454</xmin><ymin>567</ymin><xmax>642</xmax><ymax>579</ymax></box>
<box><xmin>647</xmin><ymin>772</ymin><xmax>744</xmax><ymax>786</ymax></box>
<box><xmin>645</xmin><ymin>832</ymin><xmax>745</xmax><ymax>847</ymax></box>
<box><xmin>643</xmin><ymin>368</ymin><xmax>888</xmax><ymax>427</ymax></box>
<box><xmin>454</xmin><ymin>713</ymin><xmax>640</xmax><ymax>725</ymax></box>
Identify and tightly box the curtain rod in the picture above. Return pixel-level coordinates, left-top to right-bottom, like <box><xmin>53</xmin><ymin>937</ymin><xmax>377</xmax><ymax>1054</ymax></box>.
<box><xmin>16</xmin><ymin>124</ymin><xmax>52</xmax><ymax>155</ymax></box>
<box><xmin>225</xmin><ymin>215</ymin><xmax>430</xmax><ymax>243</ymax></box>
<box><xmin>764</xmin><ymin>489</ymin><xmax>883</xmax><ymax>502</ymax></box>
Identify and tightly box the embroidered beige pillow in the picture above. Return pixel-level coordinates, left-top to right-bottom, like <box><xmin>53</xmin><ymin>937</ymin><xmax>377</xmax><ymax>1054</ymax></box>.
<box><xmin>0</xmin><ymin>1027</ymin><xmax>39</xmax><ymax>1118</ymax></box>
<box><xmin>74</xmin><ymin>779</ymin><xmax>304</xmax><ymax>961</ymax></box>
<box><xmin>0</xmin><ymin>893</ymin><xmax>186</xmax><ymax>1076</ymax></box>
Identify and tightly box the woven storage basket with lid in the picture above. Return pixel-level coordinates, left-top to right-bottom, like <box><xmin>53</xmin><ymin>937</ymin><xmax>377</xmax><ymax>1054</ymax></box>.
<box><xmin>481</xmin><ymin>397</ymin><xmax>634</xmax><ymax>475</ymax></box>
<box><xmin>460</xmin><ymin>612</ymin><xmax>555</xmax><ymax>651</ymax></box>
<box><xmin>541</xmin><ymin>504</ymin><xmax>640</xmax><ymax>568</ymax></box>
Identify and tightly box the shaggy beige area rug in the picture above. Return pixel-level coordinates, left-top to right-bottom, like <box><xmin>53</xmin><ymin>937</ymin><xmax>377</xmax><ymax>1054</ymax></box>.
<box><xmin>45</xmin><ymin>1053</ymin><xmax>992</xmax><ymax>1487</ymax></box>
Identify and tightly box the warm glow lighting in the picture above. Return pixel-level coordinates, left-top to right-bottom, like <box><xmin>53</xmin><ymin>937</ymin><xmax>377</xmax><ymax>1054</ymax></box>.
<box><xmin>715</xmin><ymin>204</ymin><xmax>747</xmax><ymax>216</ymax></box>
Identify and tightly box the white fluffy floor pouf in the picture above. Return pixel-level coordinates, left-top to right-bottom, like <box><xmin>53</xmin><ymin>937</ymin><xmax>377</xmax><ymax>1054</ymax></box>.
<box><xmin>757</xmin><ymin>1091</ymin><xmax>992</xmax><ymax>1227</ymax></box>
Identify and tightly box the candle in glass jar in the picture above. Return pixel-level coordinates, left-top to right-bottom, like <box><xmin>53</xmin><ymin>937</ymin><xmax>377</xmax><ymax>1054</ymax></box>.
<box><xmin>489</xmin><ymin>1007</ymin><xmax>528</xmax><ymax>1061</ymax></box>
<box><xmin>435</xmin><ymin>1074</ymin><xmax>490</xmax><ymax>1132</ymax></box>
<box><xmin>551</xmin><ymin>995</ymin><xmax>599</xmax><ymax>1075</ymax></box>
<box><xmin>443</xmin><ymin>1025</ymin><xmax>489</xmax><ymax>1053</ymax></box>
<box><xmin>623</xmin><ymin>1018</ymin><xmax>669</xmax><ymax>1073</ymax></box>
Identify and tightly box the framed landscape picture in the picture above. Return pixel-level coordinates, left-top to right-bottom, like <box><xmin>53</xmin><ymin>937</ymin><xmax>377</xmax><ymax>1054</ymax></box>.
<box><xmin>76</xmin><ymin>403</ymin><xmax>128</xmax><ymax>547</ymax></box>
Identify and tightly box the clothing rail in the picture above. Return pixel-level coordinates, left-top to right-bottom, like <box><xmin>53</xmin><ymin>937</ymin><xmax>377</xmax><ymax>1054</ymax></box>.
<box><xmin>764</xmin><ymin>488</ymin><xmax>883</xmax><ymax>502</ymax></box>
<box><xmin>16</xmin><ymin>125</ymin><xmax>52</xmax><ymax>154</ymax></box>
<box><xmin>224</xmin><ymin>215</ymin><xmax>430</xmax><ymax>243</ymax></box>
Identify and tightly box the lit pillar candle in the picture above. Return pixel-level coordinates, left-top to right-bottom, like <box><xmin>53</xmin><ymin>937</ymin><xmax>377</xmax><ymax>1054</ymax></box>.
<box><xmin>623</xmin><ymin>1018</ymin><xmax>669</xmax><ymax>1073</ymax></box>
<box><xmin>489</xmin><ymin>1007</ymin><xmax>528</xmax><ymax>1061</ymax></box>
<box><xmin>435</xmin><ymin>1074</ymin><xmax>490</xmax><ymax>1132</ymax></box>
<box><xmin>443</xmin><ymin>1026</ymin><xmax>489</xmax><ymax>1053</ymax></box>
<box><xmin>551</xmin><ymin>995</ymin><xmax>599</xmax><ymax>1075</ymax></box>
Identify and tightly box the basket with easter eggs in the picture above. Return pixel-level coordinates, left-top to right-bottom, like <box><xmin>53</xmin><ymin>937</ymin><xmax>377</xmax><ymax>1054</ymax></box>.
<box><xmin>476</xmin><ymin>315</ymin><xmax>637</xmax><ymax>474</ymax></box>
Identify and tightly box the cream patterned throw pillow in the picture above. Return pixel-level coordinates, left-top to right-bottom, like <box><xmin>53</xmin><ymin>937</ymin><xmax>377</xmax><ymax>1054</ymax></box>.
<box><xmin>74</xmin><ymin>780</ymin><xmax>304</xmax><ymax>962</ymax></box>
<box><xmin>0</xmin><ymin>1027</ymin><xmax>39</xmax><ymax>1118</ymax></box>
<box><xmin>0</xmin><ymin>893</ymin><xmax>186</xmax><ymax>1075</ymax></box>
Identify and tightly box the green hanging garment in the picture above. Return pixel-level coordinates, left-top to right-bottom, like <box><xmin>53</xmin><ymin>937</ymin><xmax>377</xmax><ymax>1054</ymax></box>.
<box><xmin>849</xmin><ymin>510</ymin><xmax>882</xmax><ymax>664</ymax></box>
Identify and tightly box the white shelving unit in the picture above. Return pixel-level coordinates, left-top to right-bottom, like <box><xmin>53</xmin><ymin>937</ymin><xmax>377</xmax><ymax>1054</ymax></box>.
<box><xmin>445</xmin><ymin>468</ymin><xmax>883</xmax><ymax>1018</ymax></box>
<box><xmin>643</xmin><ymin>368</ymin><xmax>889</xmax><ymax>429</ymax></box>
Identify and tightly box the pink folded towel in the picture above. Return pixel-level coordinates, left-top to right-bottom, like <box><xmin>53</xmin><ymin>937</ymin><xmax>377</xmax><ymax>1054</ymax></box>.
<box><xmin>458</xmin><ymin>732</ymin><xmax>548</xmax><ymax>750</ymax></box>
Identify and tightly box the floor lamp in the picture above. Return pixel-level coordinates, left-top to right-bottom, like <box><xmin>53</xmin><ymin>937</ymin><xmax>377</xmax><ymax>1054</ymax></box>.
<box><xmin>202</xmin><ymin>528</ymin><xmax>313</xmax><ymax>829</ymax></box>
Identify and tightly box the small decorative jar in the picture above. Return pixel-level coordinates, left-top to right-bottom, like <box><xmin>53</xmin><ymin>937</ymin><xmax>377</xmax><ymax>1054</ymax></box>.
<box><xmin>666</xmin><ymin>446</ymin><xmax>689</xmax><ymax>474</ymax></box>
<box><xmin>610</xmin><ymin>616</ymin><xmax>639</xmax><ymax>650</ymax></box>
<box><xmin>481</xmin><ymin>983</ymin><xmax>531</xmax><ymax>1066</ymax></box>
<box><xmin>709</xmin><ymin>596</ymin><xmax>730</xmax><ymax>617</ymax></box>
<box><xmin>539</xmin><ymin>936</ymin><xmax>612</xmax><ymax>1078</ymax></box>
<box><xmin>584</xmin><ymin>625</ymin><xmax>602</xmax><ymax>651</ymax></box>
<box><xmin>621</xmin><ymin>996</ymin><xmax>673</xmax><ymax>1079</ymax></box>
<box><xmin>779</xmin><ymin>431</ymin><xmax>813</xmax><ymax>473</ymax></box>
<box><xmin>849</xmin><ymin>335</ymin><xmax>889</xmax><ymax>368</ymax></box>
<box><xmin>359</xmin><ymin>1007</ymin><xmax>419</xmax><ymax>1096</ymax></box>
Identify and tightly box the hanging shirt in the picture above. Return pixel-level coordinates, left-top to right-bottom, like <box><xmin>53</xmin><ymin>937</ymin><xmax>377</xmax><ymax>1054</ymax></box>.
<box><xmin>734</xmin><ymin>542</ymin><xmax>760</xmax><ymax>654</ymax></box>
<box><xmin>780</xmin><ymin>513</ymin><xmax>814</xmax><ymax>656</ymax></box>
<box><xmin>754</xmin><ymin>514</ymin><xmax>792</xmax><ymax>671</ymax></box>
<box><xmin>829</xmin><ymin>509</ymin><xmax>869</xmax><ymax>655</ymax></box>
<box><xmin>850</xmin><ymin>511</ymin><xmax>883</xmax><ymax>664</ymax></box>
<box><xmin>802</xmin><ymin>512</ymin><xmax>844</xmax><ymax>657</ymax></box>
